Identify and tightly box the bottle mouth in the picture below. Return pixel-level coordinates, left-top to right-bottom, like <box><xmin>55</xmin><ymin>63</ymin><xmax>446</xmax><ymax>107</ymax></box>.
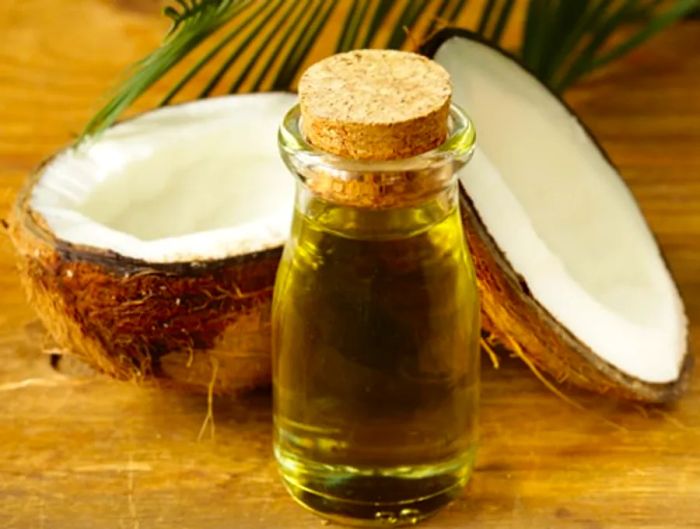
<box><xmin>278</xmin><ymin>103</ymin><xmax>476</xmax><ymax>209</ymax></box>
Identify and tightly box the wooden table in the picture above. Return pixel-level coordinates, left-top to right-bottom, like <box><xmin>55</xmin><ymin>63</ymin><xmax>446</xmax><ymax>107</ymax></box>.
<box><xmin>1</xmin><ymin>2</ymin><xmax>699</xmax><ymax>527</ymax></box>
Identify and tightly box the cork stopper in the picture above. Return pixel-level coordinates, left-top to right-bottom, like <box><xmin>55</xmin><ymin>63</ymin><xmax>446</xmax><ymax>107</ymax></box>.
<box><xmin>299</xmin><ymin>49</ymin><xmax>452</xmax><ymax>161</ymax></box>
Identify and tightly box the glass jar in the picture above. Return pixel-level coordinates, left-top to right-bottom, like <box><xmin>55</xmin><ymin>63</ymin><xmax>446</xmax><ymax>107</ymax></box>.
<box><xmin>272</xmin><ymin>103</ymin><xmax>480</xmax><ymax>526</ymax></box>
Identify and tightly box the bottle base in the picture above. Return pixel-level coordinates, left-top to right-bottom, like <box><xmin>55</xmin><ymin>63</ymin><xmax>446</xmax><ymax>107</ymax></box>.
<box><xmin>276</xmin><ymin>448</ymin><xmax>475</xmax><ymax>526</ymax></box>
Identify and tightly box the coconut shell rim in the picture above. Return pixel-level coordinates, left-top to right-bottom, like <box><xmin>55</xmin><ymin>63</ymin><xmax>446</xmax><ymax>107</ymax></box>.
<box><xmin>461</xmin><ymin>191</ymin><xmax>692</xmax><ymax>402</ymax></box>
<box><xmin>10</xmin><ymin>112</ymin><xmax>286</xmax><ymax>274</ymax></box>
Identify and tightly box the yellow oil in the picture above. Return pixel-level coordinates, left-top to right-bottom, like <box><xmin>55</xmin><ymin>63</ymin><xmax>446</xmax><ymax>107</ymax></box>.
<box><xmin>272</xmin><ymin>188</ymin><xmax>480</xmax><ymax>526</ymax></box>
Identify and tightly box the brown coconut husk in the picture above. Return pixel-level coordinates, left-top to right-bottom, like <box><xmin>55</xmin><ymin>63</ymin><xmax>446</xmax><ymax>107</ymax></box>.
<box><xmin>8</xmin><ymin>168</ymin><xmax>277</xmax><ymax>394</ymax></box>
<box><xmin>459</xmin><ymin>189</ymin><xmax>692</xmax><ymax>403</ymax></box>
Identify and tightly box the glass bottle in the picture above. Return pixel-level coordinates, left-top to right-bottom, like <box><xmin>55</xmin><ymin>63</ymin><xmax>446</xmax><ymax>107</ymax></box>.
<box><xmin>272</xmin><ymin>101</ymin><xmax>479</xmax><ymax>526</ymax></box>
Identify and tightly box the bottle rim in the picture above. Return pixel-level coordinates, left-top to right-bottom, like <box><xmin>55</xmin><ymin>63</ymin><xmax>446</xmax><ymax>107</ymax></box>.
<box><xmin>278</xmin><ymin>103</ymin><xmax>476</xmax><ymax>177</ymax></box>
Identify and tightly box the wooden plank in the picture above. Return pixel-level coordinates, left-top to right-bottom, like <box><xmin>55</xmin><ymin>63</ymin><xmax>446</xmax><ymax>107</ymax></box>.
<box><xmin>0</xmin><ymin>1</ymin><xmax>699</xmax><ymax>528</ymax></box>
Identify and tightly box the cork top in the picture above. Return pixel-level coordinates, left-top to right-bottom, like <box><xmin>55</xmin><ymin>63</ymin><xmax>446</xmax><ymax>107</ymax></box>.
<box><xmin>298</xmin><ymin>49</ymin><xmax>452</xmax><ymax>161</ymax></box>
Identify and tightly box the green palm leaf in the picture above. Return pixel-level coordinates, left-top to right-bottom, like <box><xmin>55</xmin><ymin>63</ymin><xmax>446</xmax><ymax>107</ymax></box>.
<box><xmin>81</xmin><ymin>0</ymin><xmax>698</xmax><ymax>139</ymax></box>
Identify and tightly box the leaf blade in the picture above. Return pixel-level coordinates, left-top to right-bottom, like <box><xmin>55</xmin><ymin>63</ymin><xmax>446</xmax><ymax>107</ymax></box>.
<box><xmin>159</xmin><ymin>0</ymin><xmax>257</xmax><ymax>105</ymax></box>
<box><xmin>81</xmin><ymin>0</ymin><xmax>245</xmax><ymax>138</ymax></box>
<box><xmin>272</xmin><ymin>0</ymin><xmax>338</xmax><ymax>90</ymax></box>
<box><xmin>592</xmin><ymin>0</ymin><xmax>699</xmax><ymax>70</ymax></box>
<box><xmin>198</xmin><ymin>0</ymin><xmax>283</xmax><ymax>98</ymax></box>
<box><xmin>228</xmin><ymin>0</ymin><xmax>302</xmax><ymax>93</ymax></box>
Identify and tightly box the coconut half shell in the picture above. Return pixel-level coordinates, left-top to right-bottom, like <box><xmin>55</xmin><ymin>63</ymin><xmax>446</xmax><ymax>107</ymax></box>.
<box><xmin>9</xmin><ymin>204</ymin><xmax>278</xmax><ymax>393</ymax></box>
<box><xmin>424</xmin><ymin>29</ymin><xmax>691</xmax><ymax>402</ymax></box>
<box><xmin>8</xmin><ymin>93</ymin><xmax>297</xmax><ymax>394</ymax></box>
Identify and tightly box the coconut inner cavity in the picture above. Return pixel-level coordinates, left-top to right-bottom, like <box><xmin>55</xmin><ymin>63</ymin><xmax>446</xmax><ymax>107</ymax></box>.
<box><xmin>30</xmin><ymin>93</ymin><xmax>297</xmax><ymax>263</ymax></box>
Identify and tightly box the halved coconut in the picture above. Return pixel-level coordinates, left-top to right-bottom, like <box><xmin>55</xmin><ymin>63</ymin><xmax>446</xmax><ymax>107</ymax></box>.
<box><xmin>9</xmin><ymin>93</ymin><xmax>297</xmax><ymax>393</ymax></box>
<box><xmin>424</xmin><ymin>30</ymin><xmax>691</xmax><ymax>402</ymax></box>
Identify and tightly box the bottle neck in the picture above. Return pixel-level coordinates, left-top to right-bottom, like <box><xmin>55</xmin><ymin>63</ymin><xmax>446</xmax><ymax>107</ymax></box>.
<box><xmin>279</xmin><ymin>102</ymin><xmax>475</xmax><ymax>239</ymax></box>
<box><xmin>294</xmin><ymin>180</ymin><xmax>459</xmax><ymax>240</ymax></box>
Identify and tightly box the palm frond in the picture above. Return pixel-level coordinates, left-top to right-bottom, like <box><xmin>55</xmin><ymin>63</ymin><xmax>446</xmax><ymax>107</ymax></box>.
<box><xmin>490</xmin><ymin>0</ymin><xmax>517</xmax><ymax>43</ymax></box>
<box><xmin>385</xmin><ymin>1</ymin><xmax>432</xmax><ymax>49</ymax></box>
<box><xmin>248</xmin><ymin>0</ymin><xmax>312</xmax><ymax>92</ymax></box>
<box><xmin>271</xmin><ymin>0</ymin><xmax>337</xmax><ymax>90</ymax></box>
<box><xmin>426</xmin><ymin>0</ymin><xmax>454</xmax><ymax>36</ymax></box>
<box><xmin>198</xmin><ymin>0</ymin><xmax>282</xmax><ymax>97</ymax></box>
<box><xmin>81</xmin><ymin>0</ymin><xmax>249</xmax><ymax>138</ymax></box>
<box><xmin>477</xmin><ymin>0</ymin><xmax>499</xmax><ymax>35</ymax></box>
<box><xmin>82</xmin><ymin>0</ymin><xmax>698</xmax><ymax>139</ymax></box>
<box><xmin>357</xmin><ymin>0</ymin><xmax>394</xmax><ymax>49</ymax></box>
<box><xmin>520</xmin><ymin>0</ymin><xmax>698</xmax><ymax>92</ymax></box>
<box><xmin>446</xmin><ymin>0</ymin><xmax>470</xmax><ymax>24</ymax></box>
<box><xmin>590</xmin><ymin>0</ymin><xmax>698</xmax><ymax>70</ymax></box>
<box><xmin>227</xmin><ymin>0</ymin><xmax>301</xmax><ymax>94</ymax></box>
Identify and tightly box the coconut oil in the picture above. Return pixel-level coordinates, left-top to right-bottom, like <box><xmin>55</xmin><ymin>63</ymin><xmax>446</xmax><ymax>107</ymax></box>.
<box><xmin>273</xmin><ymin>187</ymin><xmax>479</xmax><ymax>524</ymax></box>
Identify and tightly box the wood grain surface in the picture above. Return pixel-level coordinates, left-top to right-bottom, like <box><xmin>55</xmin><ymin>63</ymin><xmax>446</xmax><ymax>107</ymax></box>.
<box><xmin>1</xmin><ymin>1</ymin><xmax>699</xmax><ymax>528</ymax></box>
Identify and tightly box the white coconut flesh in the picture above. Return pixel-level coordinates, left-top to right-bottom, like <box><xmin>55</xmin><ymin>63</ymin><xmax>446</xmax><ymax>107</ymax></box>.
<box><xmin>434</xmin><ymin>36</ymin><xmax>687</xmax><ymax>384</ymax></box>
<box><xmin>30</xmin><ymin>93</ymin><xmax>297</xmax><ymax>263</ymax></box>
